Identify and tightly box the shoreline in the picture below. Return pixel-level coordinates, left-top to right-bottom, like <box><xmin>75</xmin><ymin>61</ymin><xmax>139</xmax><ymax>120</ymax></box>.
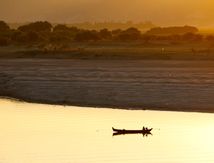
<box><xmin>1</xmin><ymin>42</ymin><xmax>214</xmax><ymax>60</ymax></box>
<box><xmin>1</xmin><ymin>95</ymin><xmax>214</xmax><ymax>114</ymax></box>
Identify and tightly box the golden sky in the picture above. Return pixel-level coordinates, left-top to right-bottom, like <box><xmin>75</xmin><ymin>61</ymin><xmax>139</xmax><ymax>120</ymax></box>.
<box><xmin>1</xmin><ymin>0</ymin><xmax>214</xmax><ymax>26</ymax></box>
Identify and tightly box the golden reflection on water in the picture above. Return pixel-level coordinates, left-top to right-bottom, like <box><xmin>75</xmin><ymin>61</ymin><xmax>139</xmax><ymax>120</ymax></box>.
<box><xmin>0</xmin><ymin>99</ymin><xmax>214</xmax><ymax>163</ymax></box>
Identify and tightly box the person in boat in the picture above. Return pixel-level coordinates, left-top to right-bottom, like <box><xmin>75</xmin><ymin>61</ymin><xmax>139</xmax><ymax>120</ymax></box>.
<box><xmin>143</xmin><ymin>126</ymin><xmax>149</xmax><ymax>131</ymax></box>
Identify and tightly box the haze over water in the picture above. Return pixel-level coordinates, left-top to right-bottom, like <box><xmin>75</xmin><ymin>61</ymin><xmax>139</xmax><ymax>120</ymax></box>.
<box><xmin>0</xmin><ymin>99</ymin><xmax>214</xmax><ymax>163</ymax></box>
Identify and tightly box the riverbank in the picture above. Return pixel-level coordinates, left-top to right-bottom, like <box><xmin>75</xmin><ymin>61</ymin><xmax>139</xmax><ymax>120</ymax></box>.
<box><xmin>1</xmin><ymin>59</ymin><xmax>214</xmax><ymax>113</ymax></box>
<box><xmin>1</xmin><ymin>42</ymin><xmax>214</xmax><ymax>60</ymax></box>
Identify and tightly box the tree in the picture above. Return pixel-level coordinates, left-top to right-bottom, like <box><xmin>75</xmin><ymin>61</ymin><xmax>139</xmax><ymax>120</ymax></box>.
<box><xmin>26</xmin><ymin>31</ymin><xmax>40</xmax><ymax>43</ymax></box>
<box><xmin>0</xmin><ymin>21</ymin><xmax>11</xmax><ymax>46</ymax></box>
<box><xmin>11</xmin><ymin>31</ymin><xmax>28</xmax><ymax>44</ymax></box>
<box><xmin>49</xmin><ymin>32</ymin><xmax>71</xmax><ymax>44</ymax></box>
<box><xmin>0</xmin><ymin>21</ymin><xmax>12</xmax><ymax>39</ymax></box>
<box><xmin>74</xmin><ymin>30</ymin><xmax>100</xmax><ymax>41</ymax></box>
<box><xmin>112</xmin><ymin>29</ymin><xmax>122</xmax><ymax>35</ymax></box>
<box><xmin>53</xmin><ymin>24</ymin><xmax>80</xmax><ymax>39</ymax></box>
<box><xmin>18</xmin><ymin>21</ymin><xmax>52</xmax><ymax>33</ymax></box>
<box><xmin>118</xmin><ymin>27</ymin><xmax>142</xmax><ymax>41</ymax></box>
<box><xmin>99</xmin><ymin>28</ymin><xmax>112</xmax><ymax>40</ymax></box>
<box><xmin>0</xmin><ymin>21</ymin><xmax>10</xmax><ymax>32</ymax></box>
<box><xmin>53</xmin><ymin>24</ymin><xmax>70</xmax><ymax>32</ymax></box>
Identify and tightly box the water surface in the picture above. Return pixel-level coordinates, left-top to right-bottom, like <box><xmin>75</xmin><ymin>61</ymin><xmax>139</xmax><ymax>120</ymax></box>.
<box><xmin>0</xmin><ymin>99</ymin><xmax>214</xmax><ymax>163</ymax></box>
<box><xmin>1</xmin><ymin>60</ymin><xmax>214</xmax><ymax>111</ymax></box>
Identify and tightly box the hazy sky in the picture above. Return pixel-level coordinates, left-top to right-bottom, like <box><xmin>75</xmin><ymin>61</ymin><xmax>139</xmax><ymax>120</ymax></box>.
<box><xmin>1</xmin><ymin>0</ymin><xmax>214</xmax><ymax>26</ymax></box>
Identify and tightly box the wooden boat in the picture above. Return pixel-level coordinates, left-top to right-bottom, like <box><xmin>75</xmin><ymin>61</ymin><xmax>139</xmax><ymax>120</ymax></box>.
<box><xmin>112</xmin><ymin>127</ymin><xmax>153</xmax><ymax>134</ymax></box>
<box><xmin>113</xmin><ymin>132</ymin><xmax>152</xmax><ymax>136</ymax></box>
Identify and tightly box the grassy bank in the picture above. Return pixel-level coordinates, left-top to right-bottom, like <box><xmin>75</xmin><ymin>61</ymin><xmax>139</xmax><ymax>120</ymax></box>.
<box><xmin>0</xmin><ymin>42</ymin><xmax>214</xmax><ymax>60</ymax></box>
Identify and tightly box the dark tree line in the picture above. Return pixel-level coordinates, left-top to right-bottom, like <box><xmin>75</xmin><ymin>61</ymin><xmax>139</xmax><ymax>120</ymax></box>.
<box><xmin>0</xmin><ymin>20</ymin><xmax>213</xmax><ymax>47</ymax></box>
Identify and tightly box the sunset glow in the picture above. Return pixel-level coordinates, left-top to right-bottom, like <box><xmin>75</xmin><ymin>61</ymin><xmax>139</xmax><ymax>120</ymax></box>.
<box><xmin>1</xmin><ymin>0</ymin><xmax>214</xmax><ymax>162</ymax></box>
<box><xmin>1</xmin><ymin>99</ymin><xmax>214</xmax><ymax>163</ymax></box>
<box><xmin>1</xmin><ymin>0</ymin><xmax>214</xmax><ymax>26</ymax></box>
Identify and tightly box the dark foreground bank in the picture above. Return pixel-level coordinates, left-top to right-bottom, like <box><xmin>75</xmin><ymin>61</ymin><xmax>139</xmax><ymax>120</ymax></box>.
<box><xmin>1</xmin><ymin>59</ymin><xmax>214</xmax><ymax>113</ymax></box>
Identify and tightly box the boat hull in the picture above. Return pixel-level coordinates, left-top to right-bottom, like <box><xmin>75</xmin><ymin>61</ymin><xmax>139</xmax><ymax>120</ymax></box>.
<box><xmin>112</xmin><ymin>127</ymin><xmax>152</xmax><ymax>134</ymax></box>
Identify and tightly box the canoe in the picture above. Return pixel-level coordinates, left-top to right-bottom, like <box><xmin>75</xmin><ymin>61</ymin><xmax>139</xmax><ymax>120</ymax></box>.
<box><xmin>112</xmin><ymin>127</ymin><xmax>153</xmax><ymax>134</ymax></box>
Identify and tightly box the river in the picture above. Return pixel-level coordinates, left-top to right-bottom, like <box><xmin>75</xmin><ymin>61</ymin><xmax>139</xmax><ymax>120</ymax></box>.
<box><xmin>0</xmin><ymin>99</ymin><xmax>214</xmax><ymax>163</ymax></box>
<box><xmin>1</xmin><ymin>60</ymin><xmax>214</xmax><ymax>112</ymax></box>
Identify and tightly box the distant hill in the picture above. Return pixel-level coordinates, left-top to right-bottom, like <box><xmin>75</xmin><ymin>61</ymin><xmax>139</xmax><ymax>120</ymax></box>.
<box><xmin>146</xmin><ymin>26</ymin><xmax>199</xmax><ymax>35</ymax></box>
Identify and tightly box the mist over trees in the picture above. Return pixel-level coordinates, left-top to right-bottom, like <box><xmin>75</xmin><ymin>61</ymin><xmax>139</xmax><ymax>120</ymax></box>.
<box><xmin>0</xmin><ymin>20</ymin><xmax>213</xmax><ymax>47</ymax></box>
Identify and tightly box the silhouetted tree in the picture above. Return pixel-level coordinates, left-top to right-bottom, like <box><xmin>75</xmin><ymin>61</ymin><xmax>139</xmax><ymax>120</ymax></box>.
<box><xmin>0</xmin><ymin>21</ymin><xmax>10</xmax><ymax>31</ymax></box>
<box><xmin>18</xmin><ymin>21</ymin><xmax>52</xmax><ymax>33</ymax></box>
<box><xmin>26</xmin><ymin>31</ymin><xmax>40</xmax><ymax>43</ymax></box>
<box><xmin>0</xmin><ymin>20</ymin><xmax>208</xmax><ymax>47</ymax></box>
<box><xmin>99</xmin><ymin>28</ymin><xmax>112</xmax><ymax>40</ymax></box>
<box><xmin>74</xmin><ymin>30</ymin><xmax>100</xmax><ymax>41</ymax></box>
<box><xmin>50</xmin><ymin>32</ymin><xmax>71</xmax><ymax>44</ymax></box>
<box><xmin>11</xmin><ymin>30</ymin><xmax>44</xmax><ymax>44</ymax></box>
<box><xmin>0</xmin><ymin>21</ymin><xmax>11</xmax><ymax>46</ymax></box>
<box><xmin>53</xmin><ymin>24</ymin><xmax>80</xmax><ymax>40</ymax></box>
<box><xmin>111</xmin><ymin>29</ymin><xmax>122</xmax><ymax>40</ymax></box>
<box><xmin>0</xmin><ymin>21</ymin><xmax>12</xmax><ymax>40</ymax></box>
<box><xmin>118</xmin><ymin>27</ymin><xmax>142</xmax><ymax>40</ymax></box>
<box><xmin>53</xmin><ymin>24</ymin><xmax>70</xmax><ymax>32</ymax></box>
<box><xmin>11</xmin><ymin>31</ymin><xmax>26</xmax><ymax>44</ymax></box>
<box><xmin>112</xmin><ymin>29</ymin><xmax>122</xmax><ymax>35</ymax></box>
